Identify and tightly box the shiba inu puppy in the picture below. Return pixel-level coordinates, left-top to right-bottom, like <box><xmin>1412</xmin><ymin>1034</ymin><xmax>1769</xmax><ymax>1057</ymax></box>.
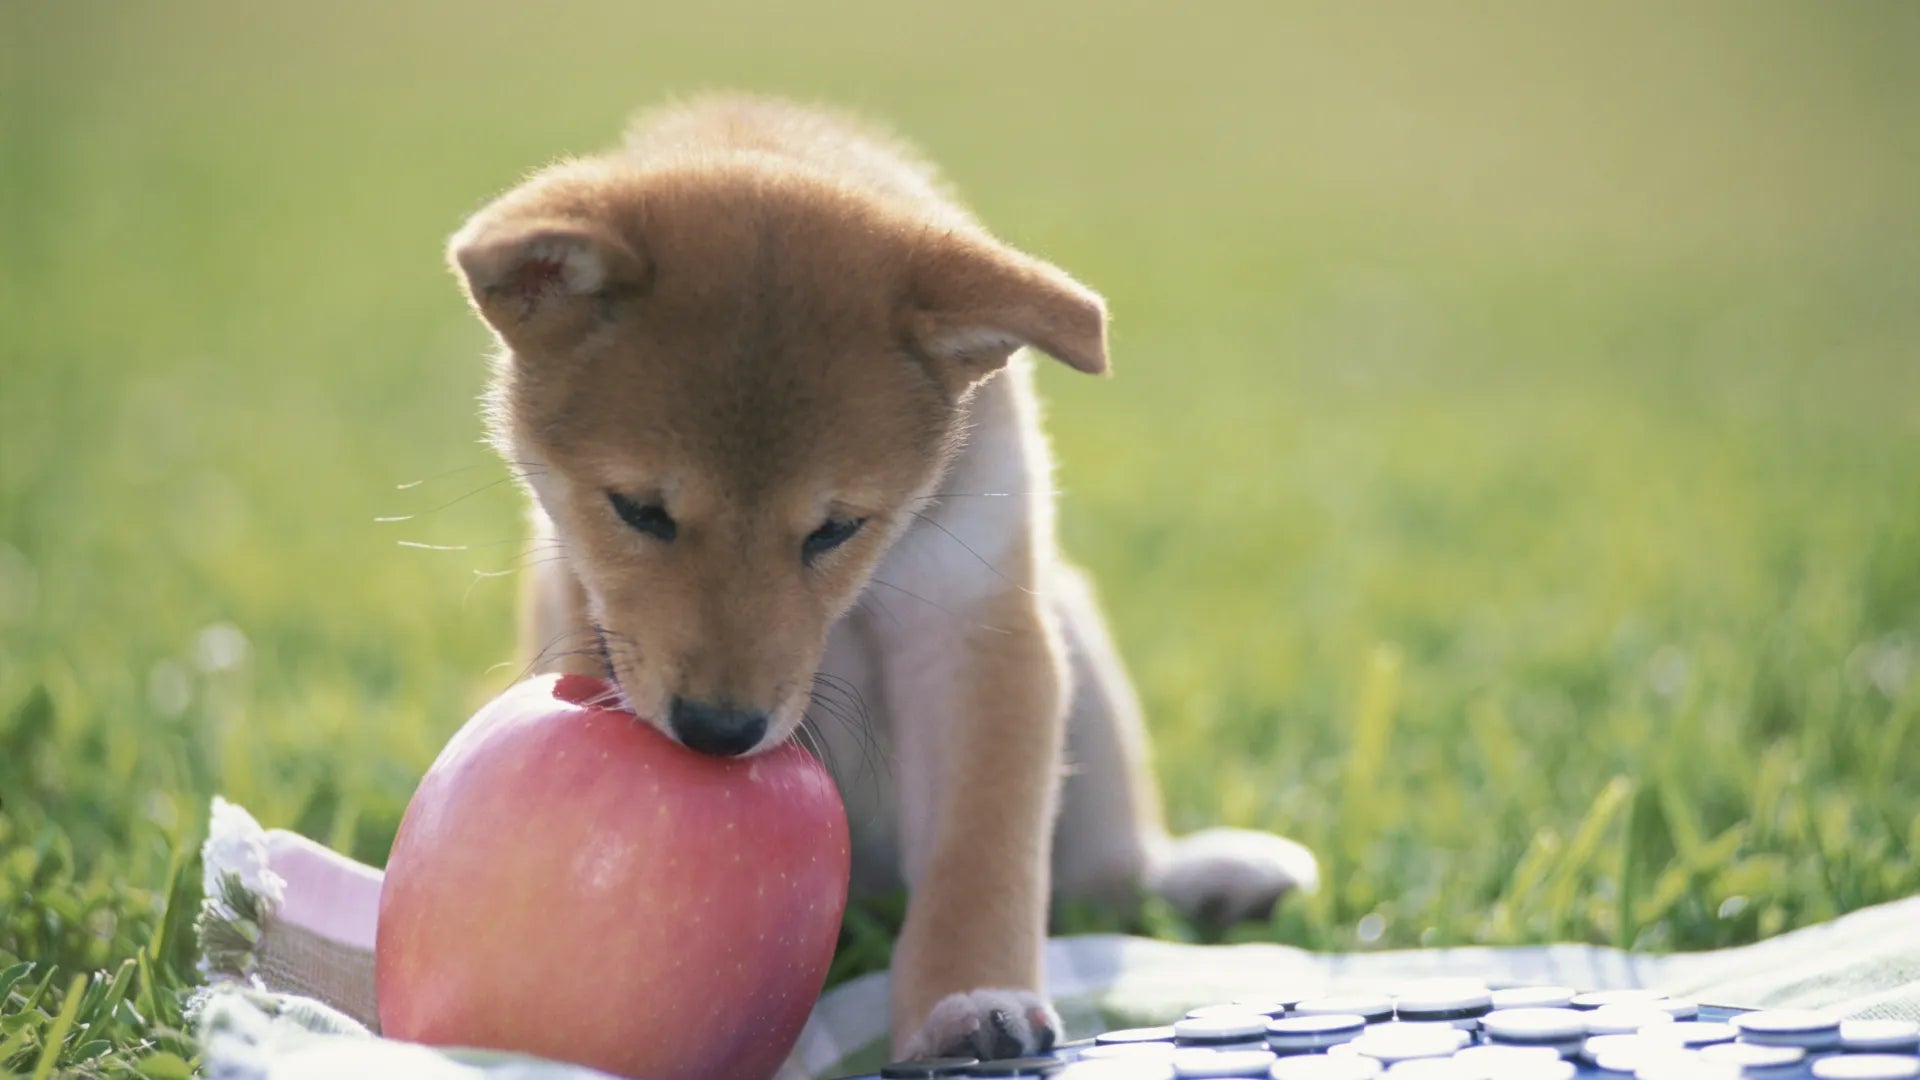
<box><xmin>448</xmin><ymin>95</ymin><xmax>1317</xmax><ymax>1061</ymax></box>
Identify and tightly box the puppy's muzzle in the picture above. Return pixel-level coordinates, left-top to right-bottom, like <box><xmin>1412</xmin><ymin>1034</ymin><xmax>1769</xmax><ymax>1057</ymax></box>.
<box><xmin>668</xmin><ymin>697</ymin><xmax>768</xmax><ymax>757</ymax></box>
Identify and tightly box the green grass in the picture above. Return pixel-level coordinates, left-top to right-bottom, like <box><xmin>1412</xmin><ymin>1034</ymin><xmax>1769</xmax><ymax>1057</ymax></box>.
<box><xmin>5</xmin><ymin>0</ymin><xmax>1919</xmax><ymax>1073</ymax></box>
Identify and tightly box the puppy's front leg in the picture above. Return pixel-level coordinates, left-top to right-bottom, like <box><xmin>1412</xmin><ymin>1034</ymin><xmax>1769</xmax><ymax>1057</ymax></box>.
<box><xmin>888</xmin><ymin>593</ymin><xmax>1068</xmax><ymax>1060</ymax></box>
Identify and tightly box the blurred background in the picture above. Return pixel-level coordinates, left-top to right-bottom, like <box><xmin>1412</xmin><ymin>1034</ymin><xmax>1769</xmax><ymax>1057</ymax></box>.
<box><xmin>3</xmin><ymin>1</ymin><xmax>1918</xmax><ymax>1071</ymax></box>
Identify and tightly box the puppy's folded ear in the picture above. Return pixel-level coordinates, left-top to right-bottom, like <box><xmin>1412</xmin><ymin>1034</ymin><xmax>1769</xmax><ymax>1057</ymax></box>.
<box><xmin>903</xmin><ymin>230</ymin><xmax>1109</xmax><ymax>393</ymax></box>
<box><xmin>448</xmin><ymin>206</ymin><xmax>648</xmax><ymax>355</ymax></box>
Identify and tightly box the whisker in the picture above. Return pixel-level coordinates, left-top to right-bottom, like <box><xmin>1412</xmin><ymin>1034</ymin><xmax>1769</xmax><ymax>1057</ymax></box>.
<box><xmin>593</xmin><ymin>625</ymin><xmax>640</xmax><ymax>647</ymax></box>
<box><xmin>398</xmin><ymin>535</ymin><xmax>554</xmax><ymax>553</ymax></box>
<box><xmin>810</xmin><ymin>681</ymin><xmax>868</xmax><ymax>726</ymax></box>
<box><xmin>461</xmin><ymin>556</ymin><xmax>569</xmax><ymax>590</ymax></box>
<box><xmin>870</xmin><ymin>578</ymin><xmax>1014</xmax><ymax>634</ymax></box>
<box><xmin>460</xmin><ymin>554</ymin><xmax>552</xmax><ymax>601</ymax></box>
<box><xmin>853</xmin><ymin>592</ymin><xmax>899</xmax><ymax>629</ymax></box>
<box><xmin>483</xmin><ymin>644</ymin><xmax>605</xmax><ymax>678</ymax></box>
<box><xmin>807</xmin><ymin>672</ymin><xmax>888</xmax><ymax>785</ymax></box>
<box><xmin>579</xmin><ymin>689</ymin><xmax>626</xmax><ymax>711</ymax></box>
<box><xmin>903</xmin><ymin>509</ymin><xmax>1037</xmax><ymax>596</ymax></box>
<box><xmin>393</xmin><ymin>461</ymin><xmax>496</xmax><ymax>491</ymax></box>
<box><xmin>793</xmin><ymin>717</ymin><xmax>828</xmax><ymax>766</ymax></box>
<box><xmin>810</xmin><ymin>671</ymin><xmax>862</xmax><ymax>694</ymax></box>
<box><xmin>797</xmin><ymin>711</ymin><xmax>851</xmax><ymax>780</ymax></box>
<box><xmin>373</xmin><ymin>474</ymin><xmax>525</xmax><ymax>524</ymax></box>
<box><xmin>911</xmin><ymin>489</ymin><xmax>1060</xmax><ymax>501</ymax></box>
<box><xmin>462</xmin><ymin>538</ymin><xmax>568</xmax><ymax>605</ymax></box>
<box><xmin>474</xmin><ymin>547</ymin><xmax>571</xmax><ymax>573</ymax></box>
<box><xmin>807</xmin><ymin>695</ymin><xmax>887</xmax><ymax>787</ymax></box>
<box><xmin>493</xmin><ymin>626</ymin><xmax>607</xmax><ymax>687</ymax></box>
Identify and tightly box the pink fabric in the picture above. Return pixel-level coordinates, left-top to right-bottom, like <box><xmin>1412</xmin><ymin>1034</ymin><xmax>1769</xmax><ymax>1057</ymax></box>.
<box><xmin>265</xmin><ymin>829</ymin><xmax>383</xmax><ymax>951</ymax></box>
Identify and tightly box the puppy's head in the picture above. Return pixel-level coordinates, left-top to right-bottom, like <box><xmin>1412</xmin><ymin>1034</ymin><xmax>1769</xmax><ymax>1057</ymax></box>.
<box><xmin>450</xmin><ymin>158</ymin><xmax>1106</xmax><ymax>756</ymax></box>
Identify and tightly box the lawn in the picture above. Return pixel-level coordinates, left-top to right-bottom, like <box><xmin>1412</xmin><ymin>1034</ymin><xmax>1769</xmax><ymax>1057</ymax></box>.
<box><xmin>3</xmin><ymin>1</ymin><xmax>1918</xmax><ymax>1074</ymax></box>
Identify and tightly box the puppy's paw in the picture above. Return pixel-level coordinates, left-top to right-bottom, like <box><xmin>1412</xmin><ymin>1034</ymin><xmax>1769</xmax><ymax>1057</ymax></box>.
<box><xmin>901</xmin><ymin>989</ymin><xmax>1062</xmax><ymax>1061</ymax></box>
<box><xmin>1150</xmin><ymin>827</ymin><xmax>1320</xmax><ymax>926</ymax></box>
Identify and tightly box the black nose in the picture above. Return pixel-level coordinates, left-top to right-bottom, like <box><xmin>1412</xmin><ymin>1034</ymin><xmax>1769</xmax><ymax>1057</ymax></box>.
<box><xmin>668</xmin><ymin>698</ymin><xmax>768</xmax><ymax>757</ymax></box>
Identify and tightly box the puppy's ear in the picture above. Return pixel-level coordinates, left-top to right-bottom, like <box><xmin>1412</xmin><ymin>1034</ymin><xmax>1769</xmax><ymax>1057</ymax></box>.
<box><xmin>448</xmin><ymin>209</ymin><xmax>648</xmax><ymax>354</ymax></box>
<box><xmin>903</xmin><ymin>231</ymin><xmax>1108</xmax><ymax>392</ymax></box>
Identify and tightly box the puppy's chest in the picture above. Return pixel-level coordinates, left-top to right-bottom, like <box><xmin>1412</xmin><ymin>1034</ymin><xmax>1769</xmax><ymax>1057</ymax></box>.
<box><xmin>867</xmin><ymin>364</ymin><xmax>1051</xmax><ymax>619</ymax></box>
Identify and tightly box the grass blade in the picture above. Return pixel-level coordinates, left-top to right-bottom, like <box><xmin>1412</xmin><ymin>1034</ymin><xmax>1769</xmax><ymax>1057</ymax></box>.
<box><xmin>11</xmin><ymin>968</ymin><xmax>57</xmax><ymax>1019</ymax></box>
<box><xmin>0</xmin><ymin>1026</ymin><xmax>37</xmax><ymax>1067</ymax></box>
<box><xmin>91</xmin><ymin>959</ymin><xmax>138</xmax><ymax>1032</ymax></box>
<box><xmin>1544</xmin><ymin>775</ymin><xmax>1634</xmax><ymax>934</ymax></box>
<box><xmin>30</xmin><ymin>973</ymin><xmax>87</xmax><ymax>1080</ymax></box>
<box><xmin>0</xmin><ymin>963</ymin><xmax>34</xmax><ymax>1002</ymax></box>
<box><xmin>145</xmin><ymin>848</ymin><xmax>185</xmax><ymax>967</ymax></box>
<box><xmin>135</xmin><ymin>950</ymin><xmax>161</xmax><ymax>1035</ymax></box>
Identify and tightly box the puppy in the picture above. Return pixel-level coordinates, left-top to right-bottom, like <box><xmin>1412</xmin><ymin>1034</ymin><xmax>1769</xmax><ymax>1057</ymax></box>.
<box><xmin>447</xmin><ymin>95</ymin><xmax>1317</xmax><ymax>1061</ymax></box>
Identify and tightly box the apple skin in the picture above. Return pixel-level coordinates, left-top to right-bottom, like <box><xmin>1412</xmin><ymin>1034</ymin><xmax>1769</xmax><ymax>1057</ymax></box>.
<box><xmin>376</xmin><ymin>673</ymin><xmax>850</xmax><ymax>1080</ymax></box>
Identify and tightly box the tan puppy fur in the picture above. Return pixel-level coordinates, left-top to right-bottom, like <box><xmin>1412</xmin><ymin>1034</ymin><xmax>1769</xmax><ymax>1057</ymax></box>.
<box><xmin>449</xmin><ymin>95</ymin><xmax>1317</xmax><ymax>1060</ymax></box>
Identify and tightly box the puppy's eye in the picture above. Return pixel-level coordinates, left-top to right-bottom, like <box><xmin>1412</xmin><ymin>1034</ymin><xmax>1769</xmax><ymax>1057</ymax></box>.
<box><xmin>802</xmin><ymin>516</ymin><xmax>866</xmax><ymax>564</ymax></box>
<box><xmin>607</xmin><ymin>492</ymin><xmax>676</xmax><ymax>541</ymax></box>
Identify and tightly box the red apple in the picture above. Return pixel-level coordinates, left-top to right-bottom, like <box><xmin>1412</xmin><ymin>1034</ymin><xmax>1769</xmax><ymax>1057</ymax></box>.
<box><xmin>376</xmin><ymin>673</ymin><xmax>850</xmax><ymax>1080</ymax></box>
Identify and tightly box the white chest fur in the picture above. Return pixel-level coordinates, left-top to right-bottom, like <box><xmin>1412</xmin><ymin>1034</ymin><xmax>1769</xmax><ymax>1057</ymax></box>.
<box><xmin>869</xmin><ymin>355</ymin><xmax>1056</xmax><ymax>623</ymax></box>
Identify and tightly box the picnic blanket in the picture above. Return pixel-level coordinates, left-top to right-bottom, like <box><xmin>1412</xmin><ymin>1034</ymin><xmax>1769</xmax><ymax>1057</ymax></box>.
<box><xmin>192</xmin><ymin>797</ymin><xmax>1920</xmax><ymax>1079</ymax></box>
